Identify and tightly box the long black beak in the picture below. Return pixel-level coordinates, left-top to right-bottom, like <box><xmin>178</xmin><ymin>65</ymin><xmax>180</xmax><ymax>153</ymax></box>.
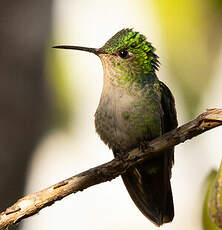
<box><xmin>52</xmin><ymin>45</ymin><xmax>101</xmax><ymax>55</ymax></box>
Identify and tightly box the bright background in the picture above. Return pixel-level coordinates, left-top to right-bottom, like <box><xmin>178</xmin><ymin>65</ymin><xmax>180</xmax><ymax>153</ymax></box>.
<box><xmin>0</xmin><ymin>1</ymin><xmax>222</xmax><ymax>230</ymax></box>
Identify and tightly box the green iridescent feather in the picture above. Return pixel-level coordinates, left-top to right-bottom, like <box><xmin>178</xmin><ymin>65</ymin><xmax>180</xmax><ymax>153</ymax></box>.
<box><xmin>101</xmin><ymin>28</ymin><xmax>159</xmax><ymax>76</ymax></box>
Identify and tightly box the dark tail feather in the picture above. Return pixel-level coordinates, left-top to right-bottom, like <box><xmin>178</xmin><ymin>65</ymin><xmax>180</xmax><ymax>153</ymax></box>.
<box><xmin>121</xmin><ymin>150</ymin><xmax>174</xmax><ymax>226</ymax></box>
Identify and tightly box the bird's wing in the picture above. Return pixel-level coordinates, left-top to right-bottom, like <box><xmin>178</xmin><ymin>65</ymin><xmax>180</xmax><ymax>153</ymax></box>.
<box><xmin>159</xmin><ymin>81</ymin><xmax>178</xmax><ymax>167</ymax></box>
<box><xmin>160</xmin><ymin>81</ymin><xmax>178</xmax><ymax>132</ymax></box>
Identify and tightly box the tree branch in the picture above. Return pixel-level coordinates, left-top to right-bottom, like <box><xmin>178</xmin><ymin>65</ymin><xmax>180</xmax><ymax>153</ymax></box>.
<box><xmin>0</xmin><ymin>108</ymin><xmax>222</xmax><ymax>230</ymax></box>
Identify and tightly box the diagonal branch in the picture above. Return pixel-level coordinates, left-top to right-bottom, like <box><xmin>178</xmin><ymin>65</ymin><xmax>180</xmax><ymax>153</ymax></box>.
<box><xmin>0</xmin><ymin>108</ymin><xmax>222</xmax><ymax>230</ymax></box>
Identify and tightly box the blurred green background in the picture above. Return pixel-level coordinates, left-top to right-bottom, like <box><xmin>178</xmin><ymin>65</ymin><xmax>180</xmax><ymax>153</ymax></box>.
<box><xmin>0</xmin><ymin>0</ymin><xmax>222</xmax><ymax>230</ymax></box>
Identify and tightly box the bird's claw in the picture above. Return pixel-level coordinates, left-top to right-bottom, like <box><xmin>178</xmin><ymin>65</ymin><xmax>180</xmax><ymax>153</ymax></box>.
<box><xmin>139</xmin><ymin>141</ymin><xmax>148</xmax><ymax>152</ymax></box>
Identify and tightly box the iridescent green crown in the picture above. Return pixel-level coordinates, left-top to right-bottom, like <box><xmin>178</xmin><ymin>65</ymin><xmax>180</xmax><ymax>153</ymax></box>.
<box><xmin>101</xmin><ymin>28</ymin><xmax>159</xmax><ymax>72</ymax></box>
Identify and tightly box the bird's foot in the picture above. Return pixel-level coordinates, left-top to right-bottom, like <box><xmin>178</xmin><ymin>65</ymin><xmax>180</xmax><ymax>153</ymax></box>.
<box><xmin>139</xmin><ymin>141</ymin><xmax>148</xmax><ymax>152</ymax></box>
<box><xmin>114</xmin><ymin>151</ymin><xmax>124</xmax><ymax>161</ymax></box>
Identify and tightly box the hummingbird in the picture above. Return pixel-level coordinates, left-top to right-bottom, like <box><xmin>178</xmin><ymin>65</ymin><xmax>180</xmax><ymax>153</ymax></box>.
<box><xmin>53</xmin><ymin>28</ymin><xmax>178</xmax><ymax>226</ymax></box>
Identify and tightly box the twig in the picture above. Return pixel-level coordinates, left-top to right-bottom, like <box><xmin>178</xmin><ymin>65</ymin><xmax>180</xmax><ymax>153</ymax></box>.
<box><xmin>0</xmin><ymin>108</ymin><xmax>222</xmax><ymax>230</ymax></box>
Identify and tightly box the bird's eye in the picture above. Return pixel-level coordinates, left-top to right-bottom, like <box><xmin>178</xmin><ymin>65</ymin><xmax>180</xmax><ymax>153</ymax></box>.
<box><xmin>118</xmin><ymin>50</ymin><xmax>130</xmax><ymax>59</ymax></box>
